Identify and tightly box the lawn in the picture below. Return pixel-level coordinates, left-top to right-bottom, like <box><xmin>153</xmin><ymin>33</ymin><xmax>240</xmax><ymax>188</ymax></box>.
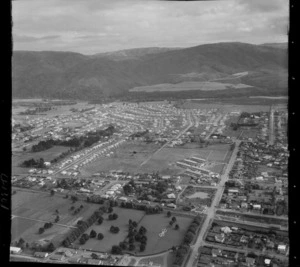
<box><xmin>137</xmin><ymin>213</ymin><xmax>193</xmax><ymax>255</ymax></box>
<box><xmin>74</xmin><ymin>208</ymin><xmax>145</xmax><ymax>252</ymax></box>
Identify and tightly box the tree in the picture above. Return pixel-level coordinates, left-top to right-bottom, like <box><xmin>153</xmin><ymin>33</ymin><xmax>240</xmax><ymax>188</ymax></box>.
<box><xmin>18</xmin><ymin>238</ymin><xmax>25</xmax><ymax>246</ymax></box>
<box><xmin>111</xmin><ymin>245</ymin><xmax>122</xmax><ymax>255</ymax></box>
<box><xmin>129</xmin><ymin>244</ymin><xmax>135</xmax><ymax>251</ymax></box>
<box><xmin>98</xmin><ymin>217</ymin><xmax>104</xmax><ymax>225</ymax></box>
<box><xmin>91</xmin><ymin>253</ymin><xmax>98</xmax><ymax>259</ymax></box>
<box><xmin>90</xmin><ymin>229</ymin><xmax>97</xmax><ymax>238</ymax></box>
<box><xmin>184</xmin><ymin>232</ymin><xmax>194</xmax><ymax>244</ymax></box>
<box><xmin>119</xmin><ymin>242</ymin><xmax>127</xmax><ymax>250</ymax></box>
<box><xmin>172</xmin><ymin>216</ymin><xmax>177</xmax><ymax>222</ymax></box>
<box><xmin>55</xmin><ymin>215</ymin><xmax>60</xmax><ymax>223</ymax></box>
<box><xmin>140</xmin><ymin>235</ymin><xmax>147</xmax><ymax>244</ymax></box>
<box><xmin>169</xmin><ymin>221</ymin><xmax>174</xmax><ymax>226</ymax></box>
<box><xmin>71</xmin><ymin>195</ymin><xmax>78</xmax><ymax>203</ymax></box>
<box><xmin>47</xmin><ymin>243</ymin><xmax>55</xmax><ymax>252</ymax></box>
<box><xmin>108</xmin><ymin>206</ymin><xmax>113</xmax><ymax>213</ymax></box>
<box><xmin>55</xmin><ymin>209</ymin><xmax>59</xmax><ymax>214</ymax></box>
<box><xmin>167</xmin><ymin>211</ymin><xmax>171</xmax><ymax>217</ymax></box>
<box><xmin>140</xmin><ymin>243</ymin><xmax>146</xmax><ymax>252</ymax></box>
<box><xmin>97</xmin><ymin>233</ymin><xmax>104</xmax><ymax>240</ymax></box>
<box><xmin>38</xmin><ymin>227</ymin><xmax>44</xmax><ymax>234</ymax></box>
<box><xmin>110</xmin><ymin>226</ymin><xmax>120</xmax><ymax>234</ymax></box>
<box><xmin>50</xmin><ymin>190</ymin><xmax>55</xmax><ymax>196</ymax></box>
<box><xmin>135</xmin><ymin>234</ymin><xmax>141</xmax><ymax>242</ymax></box>
<box><xmin>79</xmin><ymin>236</ymin><xmax>86</xmax><ymax>245</ymax></box>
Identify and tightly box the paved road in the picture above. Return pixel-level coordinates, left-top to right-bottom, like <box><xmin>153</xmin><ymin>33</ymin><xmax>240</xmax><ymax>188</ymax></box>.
<box><xmin>185</xmin><ymin>140</ymin><xmax>241</xmax><ymax>267</ymax></box>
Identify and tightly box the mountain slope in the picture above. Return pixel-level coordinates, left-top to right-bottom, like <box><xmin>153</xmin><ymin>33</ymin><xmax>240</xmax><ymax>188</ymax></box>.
<box><xmin>12</xmin><ymin>42</ymin><xmax>288</xmax><ymax>100</ymax></box>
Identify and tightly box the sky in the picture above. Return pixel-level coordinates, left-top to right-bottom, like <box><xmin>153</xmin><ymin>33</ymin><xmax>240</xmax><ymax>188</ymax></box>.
<box><xmin>12</xmin><ymin>0</ymin><xmax>289</xmax><ymax>55</ymax></box>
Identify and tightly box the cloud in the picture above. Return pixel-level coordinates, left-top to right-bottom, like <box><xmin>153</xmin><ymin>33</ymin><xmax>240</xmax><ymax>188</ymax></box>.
<box><xmin>12</xmin><ymin>0</ymin><xmax>289</xmax><ymax>54</ymax></box>
<box><xmin>13</xmin><ymin>34</ymin><xmax>61</xmax><ymax>43</ymax></box>
<box><xmin>236</xmin><ymin>0</ymin><xmax>288</xmax><ymax>13</ymax></box>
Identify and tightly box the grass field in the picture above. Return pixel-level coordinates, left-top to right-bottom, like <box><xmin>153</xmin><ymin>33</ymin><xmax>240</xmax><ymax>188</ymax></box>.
<box><xmin>12</xmin><ymin>145</ymin><xmax>70</xmax><ymax>171</ymax></box>
<box><xmin>80</xmin><ymin>141</ymin><xmax>160</xmax><ymax>175</ymax></box>
<box><xmin>205</xmin><ymin>163</ymin><xmax>226</xmax><ymax>175</ymax></box>
<box><xmin>137</xmin><ymin>214</ymin><xmax>193</xmax><ymax>255</ymax></box>
<box><xmin>73</xmin><ymin>209</ymin><xmax>193</xmax><ymax>256</ymax></box>
<box><xmin>74</xmin><ymin>208</ymin><xmax>145</xmax><ymax>252</ymax></box>
<box><xmin>138</xmin><ymin>144</ymin><xmax>211</xmax><ymax>175</ymax></box>
<box><xmin>11</xmin><ymin>190</ymin><xmax>100</xmax><ymax>245</ymax></box>
<box><xmin>179</xmin><ymin>187</ymin><xmax>217</xmax><ymax>207</ymax></box>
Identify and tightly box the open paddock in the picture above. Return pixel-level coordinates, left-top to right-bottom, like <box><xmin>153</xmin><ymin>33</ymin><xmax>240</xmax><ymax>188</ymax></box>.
<box><xmin>80</xmin><ymin>141</ymin><xmax>160</xmax><ymax>175</ymax></box>
<box><xmin>205</xmin><ymin>163</ymin><xmax>226</xmax><ymax>175</ymax></box>
<box><xmin>11</xmin><ymin>189</ymin><xmax>101</xmax><ymax>245</ymax></box>
<box><xmin>12</xmin><ymin>145</ymin><xmax>70</xmax><ymax>168</ymax></box>
<box><xmin>139</xmin><ymin>145</ymin><xmax>211</xmax><ymax>175</ymax></box>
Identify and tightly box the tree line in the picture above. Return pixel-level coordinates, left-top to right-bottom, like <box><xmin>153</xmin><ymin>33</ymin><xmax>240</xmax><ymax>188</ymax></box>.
<box><xmin>21</xmin><ymin>157</ymin><xmax>45</xmax><ymax>168</ymax></box>
<box><xmin>31</xmin><ymin>125</ymin><xmax>116</xmax><ymax>153</ymax></box>
<box><xmin>173</xmin><ymin>215</ymin><xmax>203</xmax><ymax>267</ymax></box>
